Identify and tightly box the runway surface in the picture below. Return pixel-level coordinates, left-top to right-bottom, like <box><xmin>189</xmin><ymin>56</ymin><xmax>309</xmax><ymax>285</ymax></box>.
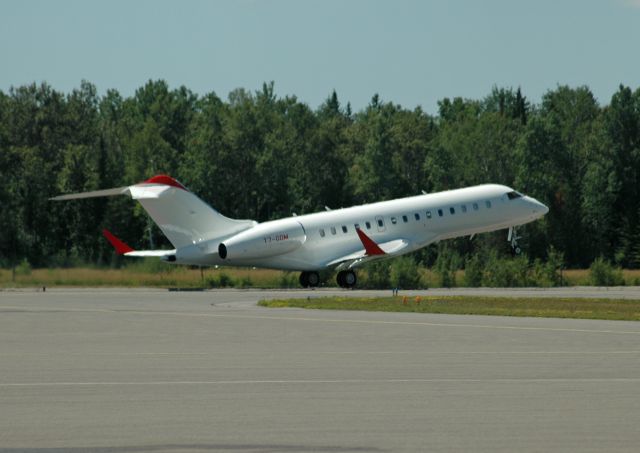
<box><xmin>2</xmin><ymin>288</ymin><xmax>640</xmax><ymax>452</ymax></box>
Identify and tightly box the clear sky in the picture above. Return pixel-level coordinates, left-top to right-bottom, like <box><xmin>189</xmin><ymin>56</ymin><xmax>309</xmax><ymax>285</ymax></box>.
<box><xmin>1</xmin><ymin>0</ymin><xmax>639</xmax><ymax>113</ymax></box>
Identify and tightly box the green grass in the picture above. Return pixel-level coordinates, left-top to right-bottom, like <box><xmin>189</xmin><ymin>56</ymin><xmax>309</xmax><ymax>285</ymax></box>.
<box><xmin>258</xmin><ymin>296</ymin><xmax>640</xmax><ymax>321</ymax></box>
<box><xmin>0</xmin><ymin>266</ymin><xmax>296</xmax><ymax>289</ymax></box>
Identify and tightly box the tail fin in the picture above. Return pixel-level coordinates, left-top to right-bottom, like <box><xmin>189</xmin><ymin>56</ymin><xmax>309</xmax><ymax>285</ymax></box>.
<box><xmin>52</xmin><ymin>175</ymin><xmax>256</xmax><ymax>249</ymax></box>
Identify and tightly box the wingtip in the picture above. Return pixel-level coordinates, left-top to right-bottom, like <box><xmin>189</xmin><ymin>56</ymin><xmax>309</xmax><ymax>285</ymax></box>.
<box><xmin>102</xmin><ymin>229</ymin><xmax>135</xmax><ymax>255</ymax></box>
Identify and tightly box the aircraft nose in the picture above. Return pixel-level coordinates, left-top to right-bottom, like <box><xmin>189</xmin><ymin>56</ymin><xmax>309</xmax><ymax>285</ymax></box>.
<box><xmin>527</xmin><ymin>197</ymin><xmax>548</xmax><ymax>216</ymax></box>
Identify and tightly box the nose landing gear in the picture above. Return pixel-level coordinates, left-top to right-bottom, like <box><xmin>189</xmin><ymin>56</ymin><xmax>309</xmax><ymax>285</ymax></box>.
<box><xmin>508</xmin><ymin>226</ymin><xmax>522</xmax><ymax>255</ymax></box>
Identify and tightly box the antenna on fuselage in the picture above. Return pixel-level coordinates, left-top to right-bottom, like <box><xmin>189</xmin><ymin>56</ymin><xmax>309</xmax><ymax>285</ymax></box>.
<box><xmin>325</xmin><ymin>206</ymin><xmax>331</xmax><ymax>211</ymax></box>
<box><xmin>421</xmin><ymin>190</ymin><xmax>427</xmax><ymax>195</ymax></box>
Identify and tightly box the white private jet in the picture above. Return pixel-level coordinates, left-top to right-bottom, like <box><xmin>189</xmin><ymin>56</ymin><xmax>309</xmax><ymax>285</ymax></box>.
<box><xmin>51</xmin><ymin>174</ymin><xmax>548</xmax><ymax>288</ymax></box>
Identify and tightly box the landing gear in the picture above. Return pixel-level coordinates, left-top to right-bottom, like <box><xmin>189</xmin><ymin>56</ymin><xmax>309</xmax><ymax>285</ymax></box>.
<box><xmin>508</xmin><ymin>226</ymin><xmax>522</xmax><ymax>255</ymax></box>
<box><xmin>299</xmin><ymin>271</ymin><xmax>320</xmax><ymax>288</ymax></box>
<box><xmin>337</xmin><ymin>270</ymin><xmax>357</xmax><ymax>288</ymax></box>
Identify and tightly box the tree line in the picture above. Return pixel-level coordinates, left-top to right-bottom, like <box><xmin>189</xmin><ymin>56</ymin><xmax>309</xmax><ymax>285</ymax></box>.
<box><xmin>1</xmin><ymin>80</ymin><xmax>639</xmax><ymax>269</ymax></box>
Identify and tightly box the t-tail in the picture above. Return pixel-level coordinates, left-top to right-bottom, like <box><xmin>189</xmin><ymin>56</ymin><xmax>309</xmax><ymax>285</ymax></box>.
<box><xmin>51</xmin><ymin>175</ymin><xmax>256</xmax><ymax>263</ymax></box>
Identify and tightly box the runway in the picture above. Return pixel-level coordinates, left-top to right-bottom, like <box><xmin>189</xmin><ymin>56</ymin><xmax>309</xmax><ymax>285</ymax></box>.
<box><xmin>2</xmin><ymin>288</ymin><xmax>640</xmax><ymax>452</ymax></box>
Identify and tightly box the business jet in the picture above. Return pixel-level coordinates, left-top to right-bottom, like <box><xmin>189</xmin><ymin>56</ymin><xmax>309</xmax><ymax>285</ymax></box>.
<box><xmin>51</xmin><ymin>175</ymin><xmax>548</xmax><ymax>288</ymax></box>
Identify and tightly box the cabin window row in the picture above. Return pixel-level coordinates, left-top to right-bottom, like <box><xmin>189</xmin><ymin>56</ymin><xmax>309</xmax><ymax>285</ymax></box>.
<box><xmin>317</xmin><ymin>200</ymin><xmax>493</xmax><ymax>237</ymax></box>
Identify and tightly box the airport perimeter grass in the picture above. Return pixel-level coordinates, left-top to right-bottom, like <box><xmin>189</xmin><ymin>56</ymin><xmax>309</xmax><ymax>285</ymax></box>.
<box><xmin>259</xmin><ymin>296</ymin><xmax>640</xmax><ymax>321</ymax></box>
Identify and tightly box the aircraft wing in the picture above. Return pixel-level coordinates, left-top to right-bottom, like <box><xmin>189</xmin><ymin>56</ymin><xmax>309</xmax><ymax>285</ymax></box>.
<box><xmin>326</xmin><ymin>228</ymin><xmax>439</xmax><ymax>270</ymax></box>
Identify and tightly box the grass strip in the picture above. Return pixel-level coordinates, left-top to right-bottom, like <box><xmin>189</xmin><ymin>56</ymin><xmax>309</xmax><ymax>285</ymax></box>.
<box><xmin>258</xmin><ymin>296</ymin><xmax>640</xmax><ymax>321</ymax></box>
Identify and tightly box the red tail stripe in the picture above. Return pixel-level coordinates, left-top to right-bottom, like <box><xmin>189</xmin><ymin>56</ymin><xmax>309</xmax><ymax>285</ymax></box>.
<box><xmin>102</xmin><ymin>229</ymin><xmax>135</xmax><ymax>255</ymax></box>
<box><xmin>355</xmin><ymin>228</ymin><xmax>386</xmax><ymax>256</ymax></box>
<box><xmin>143</xmin><ymin>175</ymin><xmax>187</xmax><ymax>190</ymax></box>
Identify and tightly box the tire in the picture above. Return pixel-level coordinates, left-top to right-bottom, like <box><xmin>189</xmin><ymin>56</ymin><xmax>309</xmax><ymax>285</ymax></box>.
<box><xmin>299</xmin><ymin>272</ymin><xmax>309</xmax><ymax>288</ymax></box>
<box><xmin>343</xmin><ymin>270</ymin><xmax>357</xmax><ymax>288</ymax></box>
<box><xmin>307</xmin><ymin>271</ymin><xmax>320</xmax><ymax>287</ymax></box>
<box><xmin>337</xmin><ymin>270</ymin><xmax>357</xmax><ymax>288</ymax></box>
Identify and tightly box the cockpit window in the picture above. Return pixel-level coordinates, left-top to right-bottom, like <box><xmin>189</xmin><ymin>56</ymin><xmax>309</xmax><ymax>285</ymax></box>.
<box><xmin>507</xmin><ymin>191</ymin><xmax>523</xmax><ymax>200</ymax></box>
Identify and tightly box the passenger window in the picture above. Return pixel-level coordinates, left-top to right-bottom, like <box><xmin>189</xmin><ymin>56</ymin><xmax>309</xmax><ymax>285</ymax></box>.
<box><xmin>438</xmin><ymin>209</ymin><xmax>443</xmax><ymax>217</ymax></box>
<box><xmin>319</xmin><ymin>229</ymin><xmax>325</xmax><ymax>237</ymax></box>
<box><xmin>366</xmin><ymin>221</ymin><xmax>372</xmax><ymax>229</ymax></box>
<box><xmin>377</xmin><ymin>219</ymin><xmax>384</xmax><ymax>227</ymax></box>
<box><xmin>426</xmin><ymin>211</ymin><xmax>432</xmax><ymax>219</ymax></box>
<box><xmin>342</xmin><ymin>225</ymin><xmax>348</xmax><ymax>233</ymax></box>
<box><xmin>391</xmin><ymin>217</ymin><xmax>397</xmax><ymax>224</ymax></box>
<box><xmin>330</xmin><ymin>226</ymin><xmax>336</xmax><ymax>235</ymax></box>
<box><xmin>486</xmin><ymin>200</ymin><xmax>492</xmax><ymax>208</ymax></box>
<box><xmin>461</xmin><ymin>205</ymin><xmax>467</xmax><ymax>213</ymax></box>
<box><xmin>414</xmin><ymin>213</ymin><xmax>420</xmax><ymax>221</ymax></box>
<box><xmin>449</xmin><ymin>207</ymin><xmax>455</xmax><ymax>215</ymax></box>
<box><xmin>402</xmin><ymin>215</ymin><xmax>408</xmax><ymax>223</ymax></box>
<box><xmin>473</xmin><ymin>202</ymin><xmax>479</xmax><ymax>211</ymax></box>
<box><xmin>354</xmin><ymin>223</ymin><xmax>360</xmax><ymax>230</ymax></box>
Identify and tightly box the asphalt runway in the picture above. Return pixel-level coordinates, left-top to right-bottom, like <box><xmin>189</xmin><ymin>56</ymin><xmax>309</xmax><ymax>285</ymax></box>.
<box><xmin>2</xmin><ymin>288</ymin><xmax>640</xmax><ymax>452</ymax></box>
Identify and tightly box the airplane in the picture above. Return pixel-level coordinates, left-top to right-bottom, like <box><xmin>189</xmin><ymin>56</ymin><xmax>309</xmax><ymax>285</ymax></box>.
<box><xmin>51</xmin><ymin>174</ymin><xmax>549</xmax><ymax>288</ymax></box>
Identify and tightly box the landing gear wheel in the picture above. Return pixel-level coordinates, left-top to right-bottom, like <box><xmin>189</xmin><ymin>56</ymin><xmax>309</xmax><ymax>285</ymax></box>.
<box><xmin>307</xmin><ymin>271</ymin><xmax>320</xmax><ymax>287</ymax></box>
<box><xmin>337</xmin><ymin>270</ymin><xmax>357</xmax><ymax>289</ymax></box>
<box><xmin>299</xmin><ymin>272</ymin><xmax>309</xmax><ymax>288</ymax></box>
<box><xmin>299</xmin><ymin>271</ymin><xmax>320</xmax><ymax>288</ymax></box>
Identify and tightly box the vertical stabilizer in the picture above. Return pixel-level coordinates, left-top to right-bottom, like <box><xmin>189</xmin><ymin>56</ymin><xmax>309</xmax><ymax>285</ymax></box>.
<box><xmin>129</xmin><ymin>175</ymin><xmax>256</xmax><ymax>248</ymax></box>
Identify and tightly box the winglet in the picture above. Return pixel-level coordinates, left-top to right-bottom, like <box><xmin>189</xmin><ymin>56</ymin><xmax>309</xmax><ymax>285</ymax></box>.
<box><xmin>355</xmin><ymin>228</ymin><xmax>385</xmax><ymax>256</ymax></box>
<box><xmin>102</xmin><ymin>229</ymin><xmax>135</xmax><ymax>255</ymax></box>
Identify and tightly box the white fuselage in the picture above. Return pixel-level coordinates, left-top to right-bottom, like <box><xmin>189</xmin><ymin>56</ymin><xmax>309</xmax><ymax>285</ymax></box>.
<box><xmin>174</xmin><ymin>184</ymin><xmax>548</xmax><ymax>271</ymax></box>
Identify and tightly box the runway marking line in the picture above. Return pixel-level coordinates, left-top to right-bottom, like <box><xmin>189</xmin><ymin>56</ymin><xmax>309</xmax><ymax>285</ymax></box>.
<box><xmin>2</xmin><ymin>377</ymin><xmax>640</xmax><ymax>388</ymax></box>
<box><xmin>3</xmin><ymin>305</ymin><xmax>640</xmax><ymax>335</ymax></box>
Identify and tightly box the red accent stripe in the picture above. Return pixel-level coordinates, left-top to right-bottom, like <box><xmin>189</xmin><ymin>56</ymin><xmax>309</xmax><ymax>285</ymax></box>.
<box><xmin>355</xmin><ymin>228</ymin><xmax>386</xmax><ymax>256</ymax></box>
<box><xmin>143</xmin><ymin>175</ymin><xmax>187</xmax><ymax>190</ymax></box>
<box><xmin>102</xmin><ymin>229</ymin><xmax>135</xmax><ymax>255</ymax></box>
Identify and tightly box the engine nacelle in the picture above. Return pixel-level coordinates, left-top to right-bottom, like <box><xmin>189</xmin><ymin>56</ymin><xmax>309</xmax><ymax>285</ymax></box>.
<box><xmin>218</xmin><ymin>219</ymin><xmax>306</xmax><ymax>261</ymax></box>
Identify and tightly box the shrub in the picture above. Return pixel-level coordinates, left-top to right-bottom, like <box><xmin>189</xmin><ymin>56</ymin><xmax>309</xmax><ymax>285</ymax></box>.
<box><xmin>482</xmin><ymin>253</ymin><xmax>530</xmax><ymax>287</ymax></box>
<box><xmin>364</xmin><ymin>261</ymin><xmax>390</xmax><ymax>289</ymax></box>
<box><xmin>15</xmin><ymin>258</ymin><xmax>32</xmax><ymax>276</ymax></box>
<box><xmin>389</xmin><ymin>256</ymin><xmax>421</xmax><ymax>289</ymax></box>
<box><xmin>434</xmin><ymin>249</ymin><xmax>460</xmax><ymax>287</ymax></box>
<box><xmin>463</xmin><ymin>255</ymin><xmax>483</xmax><ymax>287</ymax></box>
<box><xmin>589</xmin><ymin>257</ymin><xmax>624</xmax><ymax>286</ymax></box>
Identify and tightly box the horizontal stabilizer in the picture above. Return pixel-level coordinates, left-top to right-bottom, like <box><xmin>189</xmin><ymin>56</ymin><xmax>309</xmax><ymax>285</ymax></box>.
<box><xmin>50</xmin><ymin>187</ymin><xmax>130</xmax><ymax>201</ymax></box>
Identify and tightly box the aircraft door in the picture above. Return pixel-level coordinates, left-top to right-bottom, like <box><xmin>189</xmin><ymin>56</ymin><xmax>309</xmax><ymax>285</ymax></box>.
<box><xmin>375</xmin><ymin>215</ymin><xmax>386</xmax><ymax>232</ymax></box>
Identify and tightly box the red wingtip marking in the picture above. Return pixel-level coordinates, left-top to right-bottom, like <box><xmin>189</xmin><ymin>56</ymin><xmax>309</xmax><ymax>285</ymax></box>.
<box><xmin>143</xmin><ymin>174</ymin><xmax>187</xmax><ymax>190</ymax></box>
<box><xmin>355</xmin><ymin>228</ymin><xmax>385</xmax><ymax>256</ymax></box>
<box><xmin>102</xmin><ymin>229</ymin><xmax>135</xmax><ymax>255</ymax></box>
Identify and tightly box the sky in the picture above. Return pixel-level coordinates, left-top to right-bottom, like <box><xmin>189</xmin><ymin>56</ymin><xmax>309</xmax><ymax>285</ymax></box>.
<box><xmin>1</xmin><ymin>0</ymin><xmax>639</xmax><ymax>113</ymax></box>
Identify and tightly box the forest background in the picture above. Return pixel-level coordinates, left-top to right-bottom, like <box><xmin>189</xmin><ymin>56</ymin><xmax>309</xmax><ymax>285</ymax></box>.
<box><xmin>1</xmin><ymin>80</ymin><xmax>639</xmax><ymax>284</ymax></box>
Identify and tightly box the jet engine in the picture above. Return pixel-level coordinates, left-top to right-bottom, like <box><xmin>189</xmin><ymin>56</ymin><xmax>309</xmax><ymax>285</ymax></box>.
<box><xmin>218</xmin><ymin>219</ymin><xmax>306</xmax><ymax>261</ymax></box>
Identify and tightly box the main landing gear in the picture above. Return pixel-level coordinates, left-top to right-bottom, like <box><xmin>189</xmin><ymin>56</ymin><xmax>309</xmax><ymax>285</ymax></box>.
<box><xmin>299</xmin><ymin>271</ymin><xmax>320</xmax><ymax>288</ymax></box>
<box><xmin>336</xmin><ymin>270</ymin><xmax>357</xmax><ymax>289</ymax></box>
<box><xmin>299</xmin><ymin>270</ymin><xmax>358</xmax><ymax>288</ymax></box>
<box><xmin>508</xmin><ymin>226</ymin><xmax>522</xmax><ymax>255</ymax></box>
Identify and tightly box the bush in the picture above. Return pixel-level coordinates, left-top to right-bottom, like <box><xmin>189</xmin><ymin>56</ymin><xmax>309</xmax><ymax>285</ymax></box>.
<box><xmin>364</xmin><ymin>261</ymin><xmax>390</xmax><ymax>289</ymax></box>
<box><xmin>589</xmin><ymin>257</ymin><xmax>624</xmax><ymax>286</ymax></box>
<box><xmin>482</xmin><ymin>253</ymin><xmax>530</xmax><ymax>287</ymax></box>
<box><xmin>463</xmin><ymin>255</ymin><xmax>483</xmax><ymax>287</ymax></box>
<box><xmin>434</xmin><ymin>249</ymin><xmax>460</xmax><ymax>287</ymax></box>
<box><xmin>15</xmin><ymin>258</ymin><xmax>32</xmax><ymax>276</ymax></box>
<box><xmin>389</xmin><ymin>256</ymin><xmax>421</xmax><ymax>289</ymax></box>
<box><xmin>206</xmin><ymin>272</ymin><xmax>235</xmax><ymax>288</ymax></box>
<box><xmin>278</xmin><ymin>272</ymin><xmax>298</xmax><ymax>288</ymax></box>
